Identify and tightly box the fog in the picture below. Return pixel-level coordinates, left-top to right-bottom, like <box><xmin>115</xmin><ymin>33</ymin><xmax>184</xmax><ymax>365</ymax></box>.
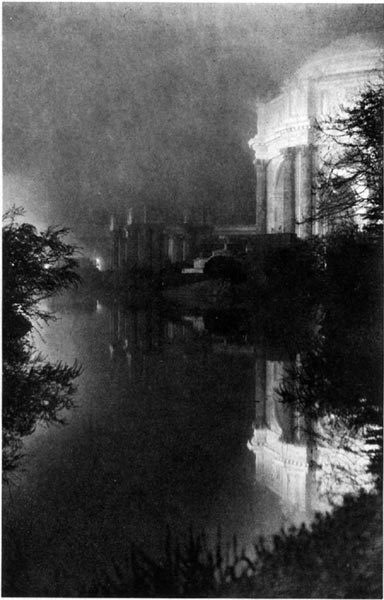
<box><xmin>3</xmin><ymin>3</ymin><xmax>384</xmax><ymax>247</ymax></box>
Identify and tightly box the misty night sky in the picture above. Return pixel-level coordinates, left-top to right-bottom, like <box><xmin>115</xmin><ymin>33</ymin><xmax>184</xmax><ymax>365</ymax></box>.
<box><xmin>3</xmin><ymin>3</ymin><xmax>384</xmax><ymax>247</ymax></box>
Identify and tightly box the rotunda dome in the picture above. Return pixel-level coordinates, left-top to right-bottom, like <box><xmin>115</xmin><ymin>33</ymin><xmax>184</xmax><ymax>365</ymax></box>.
<box><xmin>297</xmin><ymin>32</ymin><xmax>383</xmax><ymax>80</ymax></box>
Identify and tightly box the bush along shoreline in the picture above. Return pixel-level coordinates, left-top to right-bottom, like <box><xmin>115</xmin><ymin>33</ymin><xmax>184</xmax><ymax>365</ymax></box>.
<box><xmin>83</xmin><ymin>490</ymin><xmax>381</xmax><ymax>598</ymax></box>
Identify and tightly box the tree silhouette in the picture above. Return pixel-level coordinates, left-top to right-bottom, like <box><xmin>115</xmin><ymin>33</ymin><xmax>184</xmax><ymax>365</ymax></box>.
<box><xmin>3</xmin><ymin>208</ymin><xmax>82</xmax><ymax>477</ymax></box>
<box><xmin>313</xmin><ymin>83</ymin><xmax>383</xmax><ymax>235</ymax></box>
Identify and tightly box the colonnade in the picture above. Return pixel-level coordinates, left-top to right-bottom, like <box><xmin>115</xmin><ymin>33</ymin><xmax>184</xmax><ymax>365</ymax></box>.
<box><xmin>255</xmin><ymin>145</ymin><xmax>313</xmax><ymax>237</ymax></box>
<box><xmin>111</xmin><ymin>223</ymin><xmax>193</xmax><ymax>271</ymax></box>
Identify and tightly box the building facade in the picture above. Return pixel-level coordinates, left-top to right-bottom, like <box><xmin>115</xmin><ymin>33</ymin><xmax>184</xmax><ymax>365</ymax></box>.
<box><xmin>248</xmin><ymin>34</ymin><xmax>383</xmax><ymax>237</ymax></box>
<box><xmin>110</xmin><ymin>209</ymin><xmax>216</xmax><ymax>272</ymax></box>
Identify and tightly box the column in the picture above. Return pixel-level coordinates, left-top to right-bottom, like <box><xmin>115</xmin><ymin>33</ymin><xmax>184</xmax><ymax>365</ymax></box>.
<box><xmin>112</xmin><ymin>231</ymin><xmax>120</xmax><ymax>270</ymax></box>
<box><xmin>167</xmin><ymin>237</ymin><xmax>175</xmax><ymax>263</ymax></box>
<box><xmin>282</xmin><ymin>147</ymin><xmax>296</xmax><ymax>234</ymax></box>
<box><xmin>295</xmin><ymin>145</ymin><xmax>313</xmax><ymax>237</ymax></box>
<box><xmin>182</xmin><ymin>238</ymin><xmax>189</xmax><ymax>262</ymax></box>
<box><xmin>151</xmin><ymin>228</ymin><xmax>163</xmax><ymax>273</ymax></box>
<box><xmin>137</xmin><ymin>226</ymin><xmax>146</xmax><ymax>268</ymax></box>
<box><xmin>254</xmin><ymin>349</ymin><xmax>267</xmax><ymax>428</ymax></box>
<box><xmin>255</xmin><ymin>159</ymin><xmax>268</xmax><ymax>234</ymax></box>
<box><xmin>126</xmin><ymin>226</ymin><xmax>139</xmax><ymax>270</ymax></box>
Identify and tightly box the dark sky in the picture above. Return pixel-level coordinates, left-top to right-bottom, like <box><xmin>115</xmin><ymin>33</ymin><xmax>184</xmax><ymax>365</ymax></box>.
<box><xmin>3</xmin><ymin>3</ymin><xmax>384</xmax><ymax>242</ymax></box>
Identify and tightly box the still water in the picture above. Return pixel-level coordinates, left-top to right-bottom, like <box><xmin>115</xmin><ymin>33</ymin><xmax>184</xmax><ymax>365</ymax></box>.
<box><xmin>2</xmin><ymin>298</ymin><xmax>374</xmax><ymax>596</ymax></box>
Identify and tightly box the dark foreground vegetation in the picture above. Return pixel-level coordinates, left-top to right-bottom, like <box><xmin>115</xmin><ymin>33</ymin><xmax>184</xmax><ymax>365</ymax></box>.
<box><xmin>84</xmin><ymin>491</ymin><xmax>381</xmax><ymax>598</ymax></box>
<box><xmin>2</xmin><ymin>207</ymin><xmax>82</xmax><ymax>477</ymax></box>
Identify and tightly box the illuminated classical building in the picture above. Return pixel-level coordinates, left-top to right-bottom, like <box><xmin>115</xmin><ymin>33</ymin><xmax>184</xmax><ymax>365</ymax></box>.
<box><xmin>248</xmin><ymin>34</ymin><xmax>383</xmax><ymax>237</ymax></box>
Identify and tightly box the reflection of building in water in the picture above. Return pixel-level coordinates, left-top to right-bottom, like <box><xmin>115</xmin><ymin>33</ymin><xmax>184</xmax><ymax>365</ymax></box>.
<box><xmin>109</xmin><ymin>304</ymin><xmax>194</xmax><ymax>381</ymax></box>
<box><xmin>108</xmin><ymin>306</ymin><xmax>375</xmax><ymax>520</ymax></box>
<box><xmin>110</xmin><ymin>306</ymin><xmax>256</xmax><ymax>380</ymax></box>
<box><xmin>182</xmin><ymin>312</ymin><xmax>253</xmax><ymax>353</ymax></box>
<box><xmin>249</xmin><ymin>351</ymin><xmax>310</xmax><ymax>526</ymax></box>
<box><xmin>182</xmin><ymin>315</ymin><xmax>206</xmax><ymax>333</ymax></box>
<box><xmin>248</xmin><ymin>350</ymin><xmax>375</xmax><ymax>526</ymax></box>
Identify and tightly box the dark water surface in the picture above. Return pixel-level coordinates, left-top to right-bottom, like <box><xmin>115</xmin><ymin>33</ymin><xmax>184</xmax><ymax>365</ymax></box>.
<box><xmin>2</xmin><ymin>298</ymin><xmax>374</xmax><ymax>596</ymax></box>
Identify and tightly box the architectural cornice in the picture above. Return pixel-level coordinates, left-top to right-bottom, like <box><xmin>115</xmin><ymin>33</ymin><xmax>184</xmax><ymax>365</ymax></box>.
<box><xmin>249</xmin><ymin>120</ymin><xmax>312</xmax><ymax>162</ymax></box>
<box><xmin>248</xmin><ymin>38</ymin><xmax>382</xmax><ymax>164</ymax></box>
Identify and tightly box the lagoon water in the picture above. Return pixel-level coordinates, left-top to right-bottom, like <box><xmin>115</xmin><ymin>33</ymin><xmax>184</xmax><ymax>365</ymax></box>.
<box><xmin>2</xmin><ymin>297</ymin><xmax>373</xmax><ymax>596</ymax></box>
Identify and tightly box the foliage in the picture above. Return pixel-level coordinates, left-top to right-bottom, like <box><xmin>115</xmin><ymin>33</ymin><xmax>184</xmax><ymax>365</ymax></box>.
<box><xmin>243</xmin><ymin>222</ymin><xmax>382</xmax><ymax>349</ymax></box>
<box><xmin>204</xmin><ymin>255</ymin><xmax>246</xmax><ymax>283</ymax></box>
<box><xmin>203</xmin><ymin>308</ymin><xmax>250</xmax><ymax>341</ymax></box>
<box><xmin>3</xmin><ymin>207</ymin><xmax>80</xmax><ymax>338</ymax></box>
<box><xmin>261</xmin><ymin>238</ymin><xmax>326</xmax><ymax>298</ymax></box>
<box><xmin>3</xmin><ymin>347</ymin><xmax>81</xmax><ymax>474</ymax></box>
<box><xmin>3</xmin><ymin>207</ymin><xmax>82</xmax><ymax>478</ymax></box>
<box><xmin>280</xmin><ymin>229</ymin><xmax>381</xmax><ymax>402</ymax></box>
<box><xmin>277</xmin><ymin>227</ymin><xmax>383</xmax><ymax>483</ymax></box>
<box><xmin>313</xmin><ymin>83</ymin><xmax>383</xmax><ymax>234</ymax></box>
<box><xmin>323</xmin><ymin>224</ymin><xmax>383</xmax><ymax>318</ymax></box>
<box><xmin>85</xmin><ymin>492</ymin><xmax>381</xmax><ymax>598</ymax></box>
<box><xmin>228</xmin><ymin>491</ymin><xmax>382</xmax><ymax>599</ymax></box>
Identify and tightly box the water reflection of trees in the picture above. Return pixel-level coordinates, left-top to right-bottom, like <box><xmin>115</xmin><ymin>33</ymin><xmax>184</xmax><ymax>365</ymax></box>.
<box><xmin>3</xmin><ymin>343</ymin><xmax>81</xmax><ymax>477</ymax></box>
